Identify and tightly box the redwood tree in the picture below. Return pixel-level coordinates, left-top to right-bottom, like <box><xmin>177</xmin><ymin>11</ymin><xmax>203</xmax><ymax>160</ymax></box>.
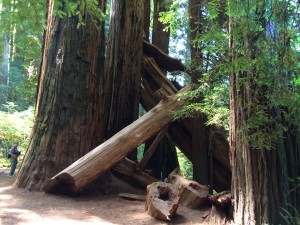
<box><xmin>15</xmin><ymin>0</ymin><xmax>106</xmax><ymax>190</ymax></box>
<box><xmin>102</xmin><ymin>0</ymin><xmax>144</xmax><ymax>160</ymax></box>
<box><xmin>188</xmin><ymin>0</ymin><xmax>209</xmax><ymax>185</ymax></box>
<box><xmin>229</xmin><ymin>1</ymin><xmax>300</xmax><ymax>224</ymax></box>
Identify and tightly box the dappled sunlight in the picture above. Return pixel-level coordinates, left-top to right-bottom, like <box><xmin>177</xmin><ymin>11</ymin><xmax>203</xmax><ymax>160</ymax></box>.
<box><xmin>0</xmin><ymin>193</ymin><xmax>13</xmax><ymax>202</ymax></box>
<box><xmin>0</xmin><ymin>184</ymin><xmax>118</xmax><ymax>225</ymax></box>
<box><xmin>2</xmin><ymin>208</ymin><xmax>117</xmax><ymax>225</ymax></box>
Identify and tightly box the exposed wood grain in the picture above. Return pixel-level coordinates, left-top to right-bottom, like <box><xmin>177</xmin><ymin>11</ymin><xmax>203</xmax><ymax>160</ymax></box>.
<box><xmin>169</xmin><ymin>175</ymin><xmax>209</xmax><ymax>209</ymax></box>
<box><xmin>145</xmin><ymin>182</ymin><xmax>180</xmax><ymax>221</ymax></box>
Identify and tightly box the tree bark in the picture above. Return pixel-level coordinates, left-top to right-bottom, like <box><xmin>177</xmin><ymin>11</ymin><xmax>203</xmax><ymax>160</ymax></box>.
<box><xmin>228</xmin><ymin>6</ymin><xmax>299</xmax><ymax>223</ymax></box>
<box><xmin>147</xmin><ymin>3</ymin><xmax>177</xmax><ymax>179</ymax></box>
<box><xmin>143</xmin><ymin>0</ymin><xmax>151</xmax><ymax>41</ymax></box>
<box><xmin>188</xmin><ymin>0</ymin><xmax>209</xmax><ymax>186</ymax></box>
<box><xmin>44</xmin><ymin>86</ymin><xmax>190</xmax><ymax>195</ymax></box>
<box><xmin>0</xmin><ymin>33</ymin><xmax>10</xmax><ymax>104</ymax></box>
<box><xmin>103</xmin><ymin>0</ymin><xmax>144</xmax><ymax>161</ymax></box>
<box><xmin>143</xmin><ymin>41</ymin><xmax>186</xmax><ymax>72</ymax></box>
<box><xmin>15</xmin><ymin>0</ymin><xmax>107</xmax><ymax>191</ymax></box>
<box><xmin>152</xmin><ymin>0</ymin><xmax>170</xmax><ymax>54</ymax></box>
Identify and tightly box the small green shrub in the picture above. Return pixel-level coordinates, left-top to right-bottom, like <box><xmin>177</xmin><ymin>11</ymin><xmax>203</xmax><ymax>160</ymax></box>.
<box><xmin>177</xmin><ymin>148</ymin><xmax>193</xmax><ymax>179</ymax></box>
<box><xmin>0</xmin><ymin>105</ymin><xmax>34</xmax><ymax>158</ymax></box>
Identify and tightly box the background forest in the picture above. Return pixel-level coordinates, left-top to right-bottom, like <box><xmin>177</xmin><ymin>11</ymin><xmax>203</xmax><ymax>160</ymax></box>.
<box><xmin>0</xmin><ymin>0</ymin><xmax>300</xmax><ymax>224</ymax></box>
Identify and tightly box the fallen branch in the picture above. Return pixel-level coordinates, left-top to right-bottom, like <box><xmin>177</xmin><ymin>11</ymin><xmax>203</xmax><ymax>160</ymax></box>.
<box><xmin>119</xmin><ymin>193</ymin><xmax>146</xmax><ymax>201</ymax></box>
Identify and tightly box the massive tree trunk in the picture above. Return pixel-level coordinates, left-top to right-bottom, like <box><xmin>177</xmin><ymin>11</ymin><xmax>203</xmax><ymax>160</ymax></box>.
<box><xmin>15</xmin><ymin>0</ymin><xmax>106</xmax><ymax>191</ymax></box>
<box><xmin>229</xmin><ymin>3</ymin><xmax>299</xmax><ymax>223</ymax></box>
<box><xmin>189</xmin><ymin>0</ymin><xmax>209</xmax><ymax>185</ymax></box>
<box><xmin>103</xmin><ymin>0</ymin><xmax>144</xmax><ymax>161</ymax></box>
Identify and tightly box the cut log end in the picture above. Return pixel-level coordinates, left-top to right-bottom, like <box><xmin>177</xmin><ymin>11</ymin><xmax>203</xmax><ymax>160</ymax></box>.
<box><xmin>169</xmin><ymin>175</ymin><xmax>209</xmax><ymax>209</ymax></box>
<box><xmin>146</xmin><ymin>182</ymin><xmax>180</xmax><ymax>221</ymax></box>
<box><xmin>44</xmin><ymin>173</ymin><xmax>77</xmax><ymax>196</ymax></box>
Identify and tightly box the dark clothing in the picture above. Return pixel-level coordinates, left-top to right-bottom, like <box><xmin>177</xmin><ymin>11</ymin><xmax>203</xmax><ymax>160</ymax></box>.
<box><xmin>10</xmin><ymin>157</ymin><xmax>18</xmax><ymax>176</ymax></box>
<box><xmin>9</xmin><ymin>146</ymin><xmax>19</xmax><ymax>155</ymax></box>
<box><xmin>8</xmin><ymin>146</ymin><xmax>19</xmax><ymax>176</ymax></box>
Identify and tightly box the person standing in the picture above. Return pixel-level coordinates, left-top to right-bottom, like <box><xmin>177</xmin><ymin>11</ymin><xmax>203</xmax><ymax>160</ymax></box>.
<box><xmin>8</xmin><ymin>142</ymin><xmax>20</xmax><ymax>177</ymax></box>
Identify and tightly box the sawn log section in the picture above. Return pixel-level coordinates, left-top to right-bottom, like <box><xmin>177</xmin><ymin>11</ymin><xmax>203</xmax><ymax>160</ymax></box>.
<box><xmin>44</xmin><ymin>86</ymin><xmax>190</xmax><ymax>195</ymax></box>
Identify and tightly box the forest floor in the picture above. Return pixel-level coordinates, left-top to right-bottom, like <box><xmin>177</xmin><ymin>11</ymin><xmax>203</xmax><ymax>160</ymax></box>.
<box><xmin>0</xmin><ymin>169</ymin><xmax>213</xmax><ymax>225</ymax></box>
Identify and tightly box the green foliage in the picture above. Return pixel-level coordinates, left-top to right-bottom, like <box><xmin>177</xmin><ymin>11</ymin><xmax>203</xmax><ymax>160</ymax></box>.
<box><xmin>177</xmin><ymin>149</ymin><xmax>193</xmax><ymax>179</ymax></box>
<box><xmin>137</xmin><ymin>143</ymin><xmax>145</xmax><ymax>162</ymax></box>
<box><xmin>280</xmin><ymin>204</ymin><xmax>300</xmax><ymax>225</ymax></box>
<box><xmin>227</xmin><ymin>1</ymin><xmax>300</xmax><ymax>150</ymax></box>
<box><xmin>54</xmin><ymin>0</ymin><xmax>105</xmax><ymax>28</ymax></box>
<box><xmin>158</xmin><ymin>0</ymin><xmax>189</xmax><ymax>69</ymax></box>
<box><xmin>0</xmin><ymin>0</ymin><xmax>45</xmax><ymax>109</ymax></box>
<box><xmin>0</xmin><ymin>105</ymin><xmax>34</xmax><ymax>155</ymax></box>
<box><xmin>174</xmin><ymin>0</ymin><xmax>300</xmax><ymax>152</ymax></box>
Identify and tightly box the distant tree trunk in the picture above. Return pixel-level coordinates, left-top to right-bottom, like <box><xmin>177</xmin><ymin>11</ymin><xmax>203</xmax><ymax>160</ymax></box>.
<box><xmin>15</xmin><ymin>0</ymin><xmax>106</xmax><ymax>191</ymax></box>
<box><xmin>152</xmin><ymin>0</ymin><xmax>170</xmax><ymax>54</ymax></box>
<box><xmin>0</xmin><ymin>33</ymin><xmax>9</xmax><ymax>104</ymax></box>
<box><xmin>0</xmin><ymin>0</ymin><xmax>13</xmax><ymax>105</ymax></box>
<box><xmin>189</xmin><ymin>0</ymin><xmax>209</xmax><ymax>185</ymax></box>
<box><xmin>143</xmin><ymin>0</ymin><xmax>150</xmax><ymax>41</ymax></box>
<box><xmin>103</xmin><ymin>0</ymin><xmax>144</xmax><ymax>161</ymax></box>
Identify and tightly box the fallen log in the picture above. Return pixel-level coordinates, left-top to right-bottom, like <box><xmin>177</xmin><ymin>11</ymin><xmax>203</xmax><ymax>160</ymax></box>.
<box><xmin>112</xmin><ymin>157</ymin><xmax>158</xmax><ymax>187</ymax></box>
<box><xmin>145</xmin><ymin>182</ymin><xmax>180</xmax><ymax>221</ymax></box>
<box><xmin>169</xmin><ymin>174</ymin><xmax>209</xmax><ymax>209</ymax></box>
<box><xmin>44</xmin><ymin>86</ymin><xmax>190</xmax><ymax>196</ymax></box>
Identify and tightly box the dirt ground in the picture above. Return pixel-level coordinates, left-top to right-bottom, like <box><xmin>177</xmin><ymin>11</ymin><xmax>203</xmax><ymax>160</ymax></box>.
<box><xmin>0</xmin><ymin>170</ymin><xmax>211</xmax><ymax>225</ymax></box>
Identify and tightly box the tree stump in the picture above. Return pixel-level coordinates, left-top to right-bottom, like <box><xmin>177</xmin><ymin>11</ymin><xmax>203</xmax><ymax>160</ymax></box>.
<box><xmin>145</xmin><ymin>182</ymin><xmax>180</xmax><ymax>221</ymax></box>
<box><xmin>169</xmin><ymin>175</ymin><xmax>209</xmax><ymax>209</ymax></box>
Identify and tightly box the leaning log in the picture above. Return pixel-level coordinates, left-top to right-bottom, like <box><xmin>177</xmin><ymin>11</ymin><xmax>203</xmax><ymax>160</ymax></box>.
<box><xmin>44</xmin><ymin>86</ymin><xmax>190</xmax><ymax>195</ymax></box>
<box><xmin>146</xmin><ymin>182</ymin><xmax>180</xmax><ymax>221</ymax></box>
<box><xmin>143</xmin><ymin>41</ymin><xmax>187</xmax><ymax>72</ymax></box>
<box><xmin>169</xmin><ymin>174</ymin><xmax>209</xmax><ymax>209</ymax></box>
<box><xmin>140</xmin><ymin>56</ymin><xmax>231</xmax><ymax>192</ymax></box>
<box><xmin>112</xmin><ymin>157</ymin><xmax>158</xmax><ymax>187</ymax></box>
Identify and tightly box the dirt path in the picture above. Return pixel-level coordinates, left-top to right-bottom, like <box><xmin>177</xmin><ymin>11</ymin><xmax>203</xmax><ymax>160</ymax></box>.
<box><xmin>0</xmin><ymin>172</ymin><xmax>209</xmax><ymax>225</ymax></box>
